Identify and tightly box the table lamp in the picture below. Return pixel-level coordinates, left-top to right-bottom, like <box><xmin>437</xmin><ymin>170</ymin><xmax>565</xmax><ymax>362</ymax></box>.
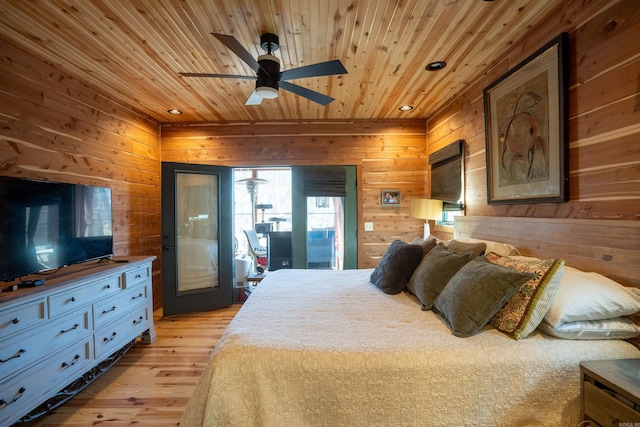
<box><xmin>410</xmin><ymin>199</ymin><xmax>443</xmax><ymax>239</ymax></box>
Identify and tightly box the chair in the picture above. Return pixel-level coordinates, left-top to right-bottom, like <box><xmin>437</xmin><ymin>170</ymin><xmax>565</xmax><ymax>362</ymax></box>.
<box><xmin>244</xmin><ymin>229</ymin><xmax>268</xmax><ymax>271</ymax></box>
<box><xmin>255</xmin><ymin>222</ymin><xmax>272</xmax><ymax>234</ymax></box>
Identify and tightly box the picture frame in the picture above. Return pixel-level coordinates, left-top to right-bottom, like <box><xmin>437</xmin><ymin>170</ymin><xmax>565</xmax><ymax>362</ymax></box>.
<box><xmin>381</xmin><ymin>189</ymin><xmax>401</xmax><ymax>207</ymax></box>
<box><xmin>483</xmin><ymin>33</ymin><xmax>569</xmax><ymax>204</ymax></box>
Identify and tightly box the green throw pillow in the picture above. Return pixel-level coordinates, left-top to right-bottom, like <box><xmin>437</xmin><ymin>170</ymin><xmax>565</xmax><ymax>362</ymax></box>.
<box><xmin>370</xmin><ymin>240</ymin><xmax>424</xmax><ymax>294</ymax></box>
<box><xmin>407</xmin><ymin>243</ymin><xmax>475</xmax><ymax>309</ymax></box>
<box><xmin>446</xmin><ymin>240</ymin><xmax>487</xmax><ymax>257</ymax></box>
<box><xmin>433</xmin><ymin>257</ymin><xmax>534</xmax><ymax>337</ymax></box>
<box><xmin>410</xmin><ymin>236</ymin><xmax>438</xmax><ymax>256</ymax></box>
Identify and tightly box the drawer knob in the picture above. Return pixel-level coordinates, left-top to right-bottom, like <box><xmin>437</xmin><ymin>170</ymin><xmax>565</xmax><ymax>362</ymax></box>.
<box><xmin>60</xmin><ymin>324</ymin><xmax>80</xmax><ymax>334</ymax></box>
<box><xmin>69</xmin><ymin>297</ymin><xmax>76</xmax><ymax>303</ymax></box>
<box><xmin>105</xmin><ymin>284</ymin><xmax>111</xmax><ymax>289</ymax></box>
<box><xmin>103</xmin><ymin>332</ymin><xmax>117</xmax><ymax>343</ymax></box>
<box><xmin>135</xmin><ymin>274</ymin><xmax>141</xmax><ymax>279</ymax></box>
<box><xmin>10</xmin><ymin>318</ymin><xmax>19</xmax><ymax>325</ymax></box>
<box><xmin>0</xmin><ymin>348</ymin><xmax>26</xmax><ymax>363</ymax></box>
<box><xmin>102</xmin><ymin>306</ymin><xmax>117</xmax><ymax>314</ymax></box>
<box><xmin>61</xmin><ymin>354</ymin><xmax>81</xmax><ymax>368</ymax></box>
<box><xmin>132</xmin><ymin>316</ymin><xmax>144</xmax><ymax>325</ymax></box>
<box><xmin>0</xmin><ymin>387</ymin><xmax>25</xmax><ymax>408</ymax></box>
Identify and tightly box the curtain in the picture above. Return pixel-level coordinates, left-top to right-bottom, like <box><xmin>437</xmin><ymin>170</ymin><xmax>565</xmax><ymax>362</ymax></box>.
<box><xmin>302</xmin><ymin>168</ymin><xmax>346</xmax><ymax>197</ymax></box>
<box><xmin>430</xmin><ymin>139</ymin><xmax>464</xmax><ymax>211</ymax></box>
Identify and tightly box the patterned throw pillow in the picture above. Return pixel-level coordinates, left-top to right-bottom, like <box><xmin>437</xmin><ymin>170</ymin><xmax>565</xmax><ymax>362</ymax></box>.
<box><xmin>487</xmin><ymin>254</ymin><xmax>565</xmax><ymax>340</ymax></box>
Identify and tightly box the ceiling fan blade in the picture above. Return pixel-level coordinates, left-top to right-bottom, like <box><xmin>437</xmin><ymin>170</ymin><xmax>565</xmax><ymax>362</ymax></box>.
<box><xmin>279</xmin><ymin>81</ymin><xmax>334</xmax><ymax>106</ymax></box>
<box><xmin>212</xmin><ymin>33</ymin><xmax>260</xmax><ymax>73</ymax></box>
<box><xmin>245</xmin><ymin>90</ymin><xmax>263</xmax><ymax>105</ymax></box>
<box><xmin>280</xmin><ymin>59</ymin><xmax>347</xmax><ymax>81</ymax></box>
<box><xmin>179</xmin><ymin>72</ymin><xmax>256</xmax><ymax>79</ymax></box>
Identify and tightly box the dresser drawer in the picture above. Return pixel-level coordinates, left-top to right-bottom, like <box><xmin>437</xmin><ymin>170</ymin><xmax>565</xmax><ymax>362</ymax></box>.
<box><xmin>123</xmin><ymin>264</ymin><xmax>151</xmax><ymax>289</ymax></box>
<box><xmin>0</xmin><ymin>338</ymin><xmax>92</xmax><ymax>427</ymax></box>
<box><xmin>94</xmin><ymin>304</ymin><xmax>149</xmax><ymax>360</ymax></box>
<box><xmin>48</xmin><ymin>274</ymin><xmax>121</xmax><ymax>318</ymax></box>
<box><xmin>0</xmin><ymin>308</ymin><xmax>91</xmax><ymax>380</ymax></box>
<box><xmin>0</xmin><ymin>298</ymin><xmax>47</xmax><ymax>341</ymax></box>
<box><xmin>584</xmin><ymin>380</ymin><xmax>640</xmax><ymax>426</ymax></box>
<box><xmin>93</xmin><ymin>285</ymin><xmax>148</xmax><ymax>329</ymax></box>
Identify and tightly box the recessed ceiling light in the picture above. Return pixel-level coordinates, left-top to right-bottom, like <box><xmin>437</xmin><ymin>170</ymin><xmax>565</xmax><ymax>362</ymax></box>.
<box><xmin>168</xmin><ymin>109</ymin><xmax>183</xmax><ymax>115</ymax></box>
<box><xmin>398</xmin><ymin>105</ymin><xmax>414</xmax><ymax>111</ymax></box>
<box><xmin>426</xmin><ymin>61</ymin><xmax>446</xmax><ymax>71</ymax></box>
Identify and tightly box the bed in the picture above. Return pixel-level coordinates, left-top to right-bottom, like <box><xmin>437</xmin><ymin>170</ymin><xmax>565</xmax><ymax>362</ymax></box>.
<box><xmin>180</xmin><ymin>217</ymin><xmax>640</xmax><ymax>426</ymax></box>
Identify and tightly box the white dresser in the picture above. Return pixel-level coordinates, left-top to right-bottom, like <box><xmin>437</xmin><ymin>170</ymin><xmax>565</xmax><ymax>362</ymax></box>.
<box><xmin>0</xmin><ymin>256</ymin><xmax>156</xmax><ymax>426</ymax></box>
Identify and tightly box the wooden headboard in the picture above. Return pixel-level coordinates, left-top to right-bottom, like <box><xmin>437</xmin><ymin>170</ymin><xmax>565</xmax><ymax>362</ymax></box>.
<box><xmin>454</xmin><ymin>216</ymin><xmax>640</xmax><ymax>288</ymax></box>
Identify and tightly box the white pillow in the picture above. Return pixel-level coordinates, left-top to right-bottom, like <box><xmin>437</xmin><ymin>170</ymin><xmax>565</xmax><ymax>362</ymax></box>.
<box><xmin>448</xmin><ymin>236</ymin><xmax>520</xmax><ymax>256</ymax></box>
<box><xmin>538</xmin><ymin>318</ymin><xmax>640</xmax><ymax>340</ymax></box>
<box><xmin>543</xmin><ymin>266</ymin><xmax>640</xmax><ymax>328</ymax></box>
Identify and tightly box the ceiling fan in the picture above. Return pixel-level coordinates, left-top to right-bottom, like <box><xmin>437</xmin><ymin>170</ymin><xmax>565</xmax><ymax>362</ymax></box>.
<box><xmin>180</xmin><ymin>33</ymin><xmax>347</xmax><ymax>106</ymax></box>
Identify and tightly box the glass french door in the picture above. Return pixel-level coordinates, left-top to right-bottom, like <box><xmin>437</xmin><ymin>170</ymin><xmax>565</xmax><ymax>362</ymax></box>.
<box><xmin>304</xmin><ymin>196</ymin><xmax>344</xmax><ymax>269</ymax></box>
<box><xmin>161</xmin><ymin>162</ymin><xmax>233</xmax><ymax>316</ymax></box>
<box><xmin>291</xmin><ymin>165</ymin><xmax>357</xmax><ymax>269</ymax></box>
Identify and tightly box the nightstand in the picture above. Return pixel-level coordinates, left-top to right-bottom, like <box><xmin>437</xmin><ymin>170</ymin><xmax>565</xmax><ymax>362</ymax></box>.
<box><xmin>581</xmin><ymin>359</ymin><xmax>640</xmax><ymax>426</ymax></box>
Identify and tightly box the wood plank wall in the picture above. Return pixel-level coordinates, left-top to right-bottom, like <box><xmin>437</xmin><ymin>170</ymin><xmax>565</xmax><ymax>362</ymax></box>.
<box><xmin>161</xmin><ymin>120</ymin><xmax>427</xmax><ymax>269</ymax></box>
<box><xmin>428</xmin><ymin>0</ymin><xmax>640</xmax><ymax>224</ymax></box>
<box><xmin>0</xmin><ymin>38</ymin><xmax>164</xmax><ymax>308</ymax></box>
<box><xmin>3</xmin><ymin>0</ymin><xmax>638</xmax><ymax>311</ymax></box>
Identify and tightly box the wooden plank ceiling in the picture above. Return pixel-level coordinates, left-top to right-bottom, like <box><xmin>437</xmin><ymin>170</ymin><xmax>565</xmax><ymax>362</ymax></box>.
<box><xmin>0</xmin><ymin>0</ymin><xmax>569</xmax><ymax>123</ymax></box>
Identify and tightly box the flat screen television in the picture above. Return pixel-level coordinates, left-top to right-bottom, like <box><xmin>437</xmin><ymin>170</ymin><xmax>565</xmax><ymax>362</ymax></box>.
<box><xmin>0</xmin><ymin>176</ymin><xmax>113</xmax><ymax>282</ymax></box>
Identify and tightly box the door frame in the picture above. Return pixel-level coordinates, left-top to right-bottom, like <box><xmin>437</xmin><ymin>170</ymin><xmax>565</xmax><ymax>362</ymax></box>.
<box><xmin>161</xmin><ymin>162</ymin><xmax>234</xmax><ymax>316</ymax></box>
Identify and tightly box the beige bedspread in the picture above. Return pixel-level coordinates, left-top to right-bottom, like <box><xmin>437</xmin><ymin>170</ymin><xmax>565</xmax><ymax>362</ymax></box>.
<box><xmin>181</xmin><ymin>268</ymin><xmax>639</xmax><ymax>426</ymax></box>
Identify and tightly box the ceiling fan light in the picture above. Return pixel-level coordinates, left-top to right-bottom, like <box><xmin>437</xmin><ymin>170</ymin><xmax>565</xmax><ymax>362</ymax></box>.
<box><xmin>258</xmin><ymin>54</ymin><xmax>280</xmax><ymax>66</ymax></box>
<box><xmin>255</xmin><ymin>86</ymin><xmax>278</xmax><ymax>99</ymax></box>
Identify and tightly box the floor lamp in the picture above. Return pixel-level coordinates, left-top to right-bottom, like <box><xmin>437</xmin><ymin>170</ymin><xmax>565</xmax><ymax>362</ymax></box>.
<box><xmin>236</xmin><ymin>177</ymin><xmax>267</xmax><ymax>230</ymax></box>
<box><xmin>410</xmin><ymin>199</ymin><xmax>443</xmax><ymax>239</ymax></box>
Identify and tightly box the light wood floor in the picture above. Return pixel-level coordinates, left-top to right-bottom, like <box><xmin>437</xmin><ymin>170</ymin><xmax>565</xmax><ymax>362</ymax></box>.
<box><xmin>28</xmin><ymin>304</ymin><xmax>241</xmax><ymax>427</ymax></box>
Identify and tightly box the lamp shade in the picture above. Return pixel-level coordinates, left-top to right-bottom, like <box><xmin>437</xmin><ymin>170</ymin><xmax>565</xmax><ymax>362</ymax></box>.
<box><xmin>410</xmin><ymin>199</ymin><xmax>443</xmax><ymax>220</ymax></box>
<box><xmin>410</xmin><ymin>199</ymin><xmax>442</xmax><ymax>239</ymax></box>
